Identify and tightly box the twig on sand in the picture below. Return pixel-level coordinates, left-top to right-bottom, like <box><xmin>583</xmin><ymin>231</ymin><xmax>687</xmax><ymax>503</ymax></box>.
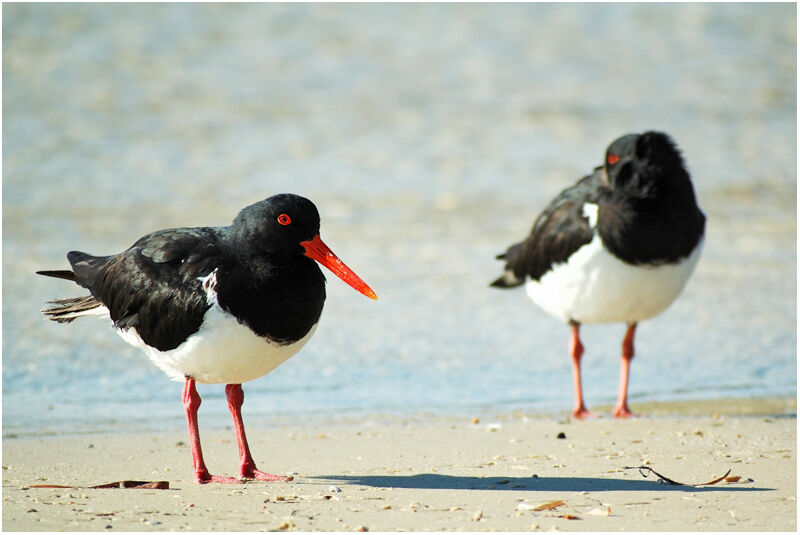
<box><xmin>624</xmin><ymin>466</ymin><xmax>731</xmax><ymax>487</ymax></box>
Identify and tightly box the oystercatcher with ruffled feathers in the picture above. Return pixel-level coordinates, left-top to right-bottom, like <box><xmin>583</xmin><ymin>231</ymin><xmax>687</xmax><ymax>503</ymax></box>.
<box><xmin>38</xmin><ymin>193</ymin><xmax>377</xmax><ymax>483</ymax></box>
<box><xmin>491</xmin><ymin>131</ymin><xmax>705</xmax><ymax>419</ymax></box>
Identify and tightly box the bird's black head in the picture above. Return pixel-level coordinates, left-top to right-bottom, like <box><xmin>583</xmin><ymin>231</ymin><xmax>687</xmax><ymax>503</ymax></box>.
<box><xmin>603</xmin><ymin>131</ymin><xmax>689</xmax><ymax>196</ymax></box>
<box><xmin>231</xmin><ymin>193</ymin><xmax>377</xmax><ymax>300</ymax></box>
<box><xmin>231</xmin><ymin>193</ymin><xmax>321</xmax><ymax>258</ymax></box>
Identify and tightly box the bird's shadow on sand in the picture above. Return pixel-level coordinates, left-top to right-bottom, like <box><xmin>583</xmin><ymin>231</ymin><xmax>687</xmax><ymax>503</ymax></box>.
<box><xmin>312</xmin><ymin>473</ymin><xmax>771</xmax><ymax>492</ymax></box>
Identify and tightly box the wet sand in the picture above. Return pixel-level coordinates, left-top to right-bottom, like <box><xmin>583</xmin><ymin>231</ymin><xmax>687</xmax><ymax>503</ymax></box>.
<box><xmin>3</xmin><ymin>397</ymin><xmax>796</xmax><ymax>531</ymax></box>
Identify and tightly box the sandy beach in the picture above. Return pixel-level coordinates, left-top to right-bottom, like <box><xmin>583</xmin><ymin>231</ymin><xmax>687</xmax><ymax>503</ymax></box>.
<box><xmin>3</xmin><ymin>6</ymin><xmax>795</xmax><ymax>532</ymax></box>
<box><xmin>3</xmin><ymin>397</ymin><xmax>795</xmax><ymax>532</ymax></box>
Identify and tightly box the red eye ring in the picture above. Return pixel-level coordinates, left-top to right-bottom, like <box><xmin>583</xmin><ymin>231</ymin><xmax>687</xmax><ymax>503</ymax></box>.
<box><xmin>277</xmin><ymin>213</ymin><xmax>291</xmax><ymax>226</ymax></box>
<box><xmin>607</xmin><ymin>154</ymin><xmax>620</xmax><ymax>165</ymax></box>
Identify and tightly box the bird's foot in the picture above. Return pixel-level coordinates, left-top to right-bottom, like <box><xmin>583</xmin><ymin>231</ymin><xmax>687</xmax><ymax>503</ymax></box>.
<box><xmin>242</xmin><ymin>469</ymin><xmax>291</xmax><ymax>482</ymax></box>
<box><xmin>612</xmin><ymin>404</ymin><xmax>635</xmax><ymax>418</ymax></box>
<box><xmin>240</xmin><ymin>462</ymin><xmax>292</xmax><ymax>482</ymax></box>
<box><xmin>194</xmin><ymin>469</ymin><xmax>242</xmax><ymax>484</ymax></box>
<box><xmin>572</xmin><ymin>406</ymin><xmax>594</xmax><ymax>419</ymax></box>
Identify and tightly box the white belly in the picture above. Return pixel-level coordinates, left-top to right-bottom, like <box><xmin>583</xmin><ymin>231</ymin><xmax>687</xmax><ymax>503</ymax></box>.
<box><xmin>525</xmin><ymin>235</ymin><xmax>703</xmax><ymax>324</ymax></box>
<box><xmin>116</xmin><ymin>306</ymin><xmax>318</xmax><ymax>384</ymax></box>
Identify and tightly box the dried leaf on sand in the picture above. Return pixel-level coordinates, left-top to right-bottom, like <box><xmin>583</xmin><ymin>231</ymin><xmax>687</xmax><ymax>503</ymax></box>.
<box><xmin>29</xmin><ymin>480</ymin><xmax>169</xmax><ymax>490</ymax></box>
<box><xmin>532</xmin><ymin>500</ymin><xmax>566</xmax><ymax>511</ymax></box>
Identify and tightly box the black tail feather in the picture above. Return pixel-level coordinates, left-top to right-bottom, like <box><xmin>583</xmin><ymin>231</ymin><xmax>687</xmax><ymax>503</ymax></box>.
<box><xmin>36</xmin><ymin>270</ymin><xmax>76</xmax><ymax>282</ymax></box>
<box><xmin>490</xmin><ymin>243</ymin><xmax>526</xmax><ymax>288</ymax></box>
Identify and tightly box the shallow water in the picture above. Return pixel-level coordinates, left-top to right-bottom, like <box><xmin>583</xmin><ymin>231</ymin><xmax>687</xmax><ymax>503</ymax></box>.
<box><xmin>3</xmin><ymin>3</ymin><xmax>796</xmax><ymax>437</ymax></box>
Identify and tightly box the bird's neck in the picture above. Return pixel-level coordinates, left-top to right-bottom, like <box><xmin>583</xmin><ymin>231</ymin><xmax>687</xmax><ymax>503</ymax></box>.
<box><xmin>598</xmin><ymin>187</ymin><xmax>704</xmax><ymax>265</ymax></box>
<box><xmin>214</xmin><ymin>255</ymin><xmax>327</xmax><ymax>343</ymax></box>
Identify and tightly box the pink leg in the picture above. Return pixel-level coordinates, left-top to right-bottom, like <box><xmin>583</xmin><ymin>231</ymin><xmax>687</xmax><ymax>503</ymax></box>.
<box><xmin>225</xmin><ymin>384</ymin><xmax>288</xmax><ymax>482</ymax></box>
<box><xmin>613</xmin><ymin>323</ymin><xmax>637</xmax><ymax>418</ymax></box>
<box><xmin>569</xmin><ymin>323</ymin><xmax>591</xmax><ymax>419</ymax></box>
<box><xmin>182</xmin><ymin>377</ymin><xmax>240</xmax><ymax>484</ymax></box>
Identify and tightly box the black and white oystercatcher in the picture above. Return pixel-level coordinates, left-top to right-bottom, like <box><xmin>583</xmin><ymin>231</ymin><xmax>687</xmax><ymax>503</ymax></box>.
<box><xmin>38</xmin><ymin>193</ymin><xmax>377</xmax><ymax>483</ymax></box>
<box><xmin>491</xmin><ymin>131</ymin><xmax>705</xmax><ymax>419</ymax></box>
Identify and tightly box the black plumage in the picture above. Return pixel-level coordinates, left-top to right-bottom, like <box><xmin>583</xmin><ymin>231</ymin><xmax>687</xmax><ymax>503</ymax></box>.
<box><xmin>492</xmin><ymin>172</ymin><xmax>598</xmax><ymax>287</ymax></box>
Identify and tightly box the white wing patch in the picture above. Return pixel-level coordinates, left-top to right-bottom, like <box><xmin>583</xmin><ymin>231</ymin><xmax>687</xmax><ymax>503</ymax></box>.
<box><xmin>582</xmin><ymin>202</ymin><xmax>599</xmax><ymax>229</ymax></box>
<box><xmin>198</xmin><ymin>269</ymin><xmax>219</xmax><ymax>305</ymax></box>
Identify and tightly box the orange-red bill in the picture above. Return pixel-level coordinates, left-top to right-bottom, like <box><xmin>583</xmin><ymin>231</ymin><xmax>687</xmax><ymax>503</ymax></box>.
<box><xmin>300</xmin><ymin>235</ymin><xmax>378</xmax><ymax>300</ymax></box>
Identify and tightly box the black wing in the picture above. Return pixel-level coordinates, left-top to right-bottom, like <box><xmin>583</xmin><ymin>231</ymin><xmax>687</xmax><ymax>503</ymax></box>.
<box><xmin>491</xmin><ymin>171</ymin><xmax>602</xmax><ymax>287</ymax></box>
<box><xmin>68</xmin><ymin>227</ymin><xmax>228</xmax><ymax>352</ymax></box>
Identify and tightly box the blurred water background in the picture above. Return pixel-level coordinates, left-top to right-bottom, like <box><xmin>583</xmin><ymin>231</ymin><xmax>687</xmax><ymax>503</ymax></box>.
<box><xmin>3</xmin><ymin>3</ymin><xmax>796</xmax><ymax>437</ymax></box>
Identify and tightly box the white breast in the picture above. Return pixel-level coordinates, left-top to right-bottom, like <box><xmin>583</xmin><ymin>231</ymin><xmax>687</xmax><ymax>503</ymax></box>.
<box><xmin>116</xmin><ymin>308</ymin><xmax>318</xmax><ymax>384</ymax></box>
<box><xmin>525</xmin><ymin>234</ymin><xmax>703</xmax><ymax>325</ymax></box>
<box><xmin>115</xmin><ymin>269</ymin><xmax>318</xmax><ymax>384</ymax></box>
